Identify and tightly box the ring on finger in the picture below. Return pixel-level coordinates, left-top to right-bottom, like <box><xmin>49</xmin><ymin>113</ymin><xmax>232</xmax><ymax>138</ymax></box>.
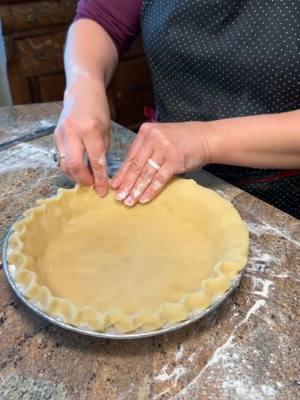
<box><xmin>53</xmin><ymin>152</ymin><xmax>65</xmax><ymax>167</ymax></box>
<box><xmin>130</xmin><ymin>154</ymin><xmax>164</xmax><ymax>200</ymax></box>
<box><xmin>147</xmin><ymin>158</ymin><xmax>161</xmax><ymax>171</ymax></box>
<box><xmin>131</xmin><ymin>158</ymin><xmax>162</xmax><ymax>200</ymax></box>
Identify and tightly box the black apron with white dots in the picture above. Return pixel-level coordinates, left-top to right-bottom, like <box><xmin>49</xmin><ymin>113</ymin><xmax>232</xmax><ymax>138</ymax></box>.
<box><xmin>141</xmin><ymin>0</ymin><xmax>300</xmax><ymax>219</ymax></box>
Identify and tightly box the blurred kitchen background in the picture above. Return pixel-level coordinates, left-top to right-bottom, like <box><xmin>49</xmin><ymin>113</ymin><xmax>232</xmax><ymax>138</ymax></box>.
<box><xmin>0</xmin><ymin>0</ymin><xmax>155</xmax><ymax>130</ymax></box>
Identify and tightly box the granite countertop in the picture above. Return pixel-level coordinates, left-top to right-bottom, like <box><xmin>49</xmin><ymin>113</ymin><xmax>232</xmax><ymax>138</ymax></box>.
<box><xmin>0</xmin><ymin>103</ymin><xmax>299</xmax><ymax>400</ymax></box>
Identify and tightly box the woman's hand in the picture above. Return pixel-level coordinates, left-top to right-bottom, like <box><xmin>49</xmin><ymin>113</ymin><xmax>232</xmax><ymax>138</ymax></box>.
<box><xmin>111</xmin><ymin>121</ymin><xmax>211</xmax><ymax>205</ymax></box>
<box><xmin>54</xmin><ymin>78</ymin><xmax>111</xmax><ymax>196</ymax></box>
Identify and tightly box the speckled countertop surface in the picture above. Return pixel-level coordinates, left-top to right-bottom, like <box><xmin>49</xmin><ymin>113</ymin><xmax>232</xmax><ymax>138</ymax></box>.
<box><xmin>0</xmin><ymin>103</ymin><xmax>299</xmax><ymax>400</ymax></box>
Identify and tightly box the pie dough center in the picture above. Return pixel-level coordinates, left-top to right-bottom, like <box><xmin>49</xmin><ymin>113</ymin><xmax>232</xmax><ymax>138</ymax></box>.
<box><xmin>36</xmin><ymin>205</ymin><xmax>216</xmax><ymax>313</ymax></box>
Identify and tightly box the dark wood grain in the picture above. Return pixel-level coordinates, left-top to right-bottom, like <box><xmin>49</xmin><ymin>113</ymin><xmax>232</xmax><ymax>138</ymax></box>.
<box><xmin>0</xmin><ymin>0</ymin><xmax>77</xmax><ymax>34</ymax></box>
<box><xmin>15</xmin><ymin>30</ymin><xmax>66</xmax><ymax>76</ymax></box>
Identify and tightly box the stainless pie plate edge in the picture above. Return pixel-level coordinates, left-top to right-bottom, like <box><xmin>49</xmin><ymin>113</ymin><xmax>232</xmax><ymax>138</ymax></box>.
<box><xmin>3</xmin><ymin>226</ymin><xmax>243</xmax><ymax>340</ymax></box>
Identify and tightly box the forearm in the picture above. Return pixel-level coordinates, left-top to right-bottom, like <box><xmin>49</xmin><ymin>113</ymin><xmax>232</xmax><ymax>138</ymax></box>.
<box><xmin>206</xmin><ymin>110</ymin><xmax>300</xmax><ymax>169</ymax></box>
<box><xmin>64</xmin><ymin>19</ymin><xmax>118</xmax><ymax>90</ymax></box>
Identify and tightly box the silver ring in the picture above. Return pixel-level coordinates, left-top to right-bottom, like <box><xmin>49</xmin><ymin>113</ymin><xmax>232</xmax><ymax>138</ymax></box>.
<box><xmin>147</xmin><ymin>158</ymin><xmax>161</xmax><ymax>171</ymax></box>
<box><xmin>53</xmin><ymin>152</ymin><xmax>65</xmax><ymax>166</ymax></box>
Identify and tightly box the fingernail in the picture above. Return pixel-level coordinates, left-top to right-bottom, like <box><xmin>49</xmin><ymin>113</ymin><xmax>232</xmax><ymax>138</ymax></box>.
<box><xmin>153</xmin><ymin>180</ymin><xmax>162</xmax><ymax>191</ymax></box>
<box><xmin>116</xmin><ymin>191</ymin><xmax>127</xmax><ymax>201</ymax></box>
<box><xmin>139</xmin><ymin>197</ymin><xmax>150</xmax><ymax>204</ymax></box>
<box><xmin>96</xmin><ymin>186</ymin><xmax>107</xmax><ymax>197</ymax></box>
<box><xmin>132</xmin><ymin>188</ymin><xmax>141</xmax><ymax>198</ymax></box>
<box><xmin>111</xmin><ymin>178</ymin><xmax>119</xmax><ymax>188</ymax></box>
<box><xmin>124</xmin><ymin>196</ymin><xmax>134</xmax><ymax>206</ymax></box>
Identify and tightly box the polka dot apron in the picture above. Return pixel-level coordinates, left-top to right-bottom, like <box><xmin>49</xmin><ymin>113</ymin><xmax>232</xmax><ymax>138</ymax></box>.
<box><xmin>141</xmin><ymin>0</ymin><xmax>300</xmax><ymax>219</ymax></box>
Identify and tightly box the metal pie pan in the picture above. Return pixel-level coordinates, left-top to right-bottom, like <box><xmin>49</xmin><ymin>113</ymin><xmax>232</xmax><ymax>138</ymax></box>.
<box><xmin>3</xmin><ymin>227</ymin><xmax>243</xmax><ymax>339</ymax></box>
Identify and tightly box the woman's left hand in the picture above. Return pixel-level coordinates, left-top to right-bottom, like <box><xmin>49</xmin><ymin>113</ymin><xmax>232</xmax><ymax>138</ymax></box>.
<box><xmin>111</xmin><ymin>121</ymin><xmax>211</xmax><ymax>205</ymax></box>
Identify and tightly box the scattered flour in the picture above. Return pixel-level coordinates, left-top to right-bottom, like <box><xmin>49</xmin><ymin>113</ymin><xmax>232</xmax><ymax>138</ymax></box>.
<box><xmin>173</xmin><ymin>299</ymin><xmax>271</xmax><ymax>400</ymax></box>
<box><xmin>272</xmin><ymin>272</ymin><xmax>290</xmax><ymax>279</ymax></box>
<box><xmin>222</xmin><ymin>380</ymin><xmax>278</xmax><ymax>400</ymax></box>
<box><xmin>261</xmin><ymin>384</ymin><xmax>278</xmax><ymax>396</ymax></box>
<box><xmin>245</xmin><ymin>275</ymin><xmax>274</xmax><ymax>298</ymax></box>
<box><xmin>175</xmin><ymin>345</ymin><xmax>184</xmax><ymax>362</ymax></box>
<box><xmin>247</xmin><ymin>249</ymin><xmax>281</xmax><ymax>272</ymax></box>
<box><xmin>0</xmin><ymin>374</ymin><xmax>70</xmax><ymax>400</ymax></box>
<box><xmin>154</xmin><ymin>365</ymin><xmax>187</xmax><ymax>384</ymax></box>
<box><xmin>71</xmin><ymin>64</ymin><xmax>90</xmax><ymax>78</ymax></box>
<box><xmin>246</xmin><ymin>228</ymin><xmax>294</xmax><ymax>279</ymax></box>
<box><xmin>153</xmin><ymin>364</ymin><xmax>187</xmax><ymax>400</ymax></box>
<box><xmin>2</xmin><ymin>117</ymin><xmax>56</xmax><ymax>141</ymax></box>
<box><xmin>187</xmin><ymin>352</ymin><xmax>197</xmax><ymax>363</ymax></box>
<box><xmin>248</xmin><ymin>221</ymin><xmax>300</xmax><ymax>248</ymax></box>
<box><xmin>152</xmin><ymin>345</ymin><xmax>189</xmax><ymax>399</ymax></box>
<box><xmin>243</xmin><ymin>299</ymin><xmax>266</xmax><ymax>322</ymax></box>
<box><xmin>39</xmin><ymin>119</ymin><xmax>55</xmax><ymax>129</ymax></box>
<box><xmin>1</xmin><ymin>142</ymin><xmax>55</xmax><ymax>173</ymax></box>
<box><xmin>151</xmin><ymin>219</ymin><xmax>292</xmax><ymax>399</ymax></box>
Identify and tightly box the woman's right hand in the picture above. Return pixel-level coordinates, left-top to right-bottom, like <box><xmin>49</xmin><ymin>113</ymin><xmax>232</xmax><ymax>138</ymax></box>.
<box><xmin>54</xmin><ymin>78</ymin><xmax>111</xmax><ymax>196</ymax></box>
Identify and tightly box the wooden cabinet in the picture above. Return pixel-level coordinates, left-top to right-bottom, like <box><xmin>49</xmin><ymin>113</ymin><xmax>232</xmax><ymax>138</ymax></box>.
<box><xmin>1</xmin><ymin>0</ymin><xmax>74</xmax><ymax>104</ymax></box>
<box><xmin>1</xmin><ymin>0</ymin><xmax>154</xmax><ymax>129</ymax></box>
<box><xmin>109</xmin><ymin>54</ymin><xmax>155</xmax><ymax>128</ymax></box>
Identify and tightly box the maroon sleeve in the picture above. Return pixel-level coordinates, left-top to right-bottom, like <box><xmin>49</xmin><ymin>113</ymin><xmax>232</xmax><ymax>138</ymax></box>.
<box><xmin>74</xmin><ymin>0</ymin><xmax>142</xmax><ymax>56</ymax></box>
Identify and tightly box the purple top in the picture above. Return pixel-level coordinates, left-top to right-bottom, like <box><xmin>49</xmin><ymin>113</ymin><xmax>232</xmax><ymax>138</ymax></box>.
<box><xmin>75</xmin><ymin>0</ymin><xmax>141</xmax><ymax>55</ymax></box>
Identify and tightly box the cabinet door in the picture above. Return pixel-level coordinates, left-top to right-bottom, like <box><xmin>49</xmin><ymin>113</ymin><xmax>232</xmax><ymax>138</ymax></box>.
<box><xmin>110</xmin><ymin>57</ymin><xmax>154</xmax><ymax>129</ymax></box>
<box><xmin>8</xmin><ymin>30</ymin><xmax>66</xmax><ymax>104</ymax></box>
<box><xmin>14</xmin><ymin>31</ymin><xmax>66</xmax><ymax>77</ymax></box>
<box><xmin>38</xmin><ymin>72</ymin><xmax>65</xmax><ymax>102</ymax></box>
<box><xmin>0</xmin><ymin>1</ymin><xmax>76</xmax><ymax>34</ymax></box>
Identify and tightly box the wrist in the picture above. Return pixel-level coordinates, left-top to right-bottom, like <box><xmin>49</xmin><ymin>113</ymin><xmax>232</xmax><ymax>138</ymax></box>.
<box><xmin>61</xmin><ymin>79</ymin><xmax>111</xmax><ymax>135</ymax></box>
<box><xmin>199</xmin><ymin>120</ymin><xmax>224</xmax><ymax>165</ymax></box>
<box><xmin>189</xmin><ymin>121</ymin><xmax>219</xmax><ymax>166</ymax></box>
<box><xmin>64</xmin><ymin>75</ymin><xmax>106</xmax><ymax>100</ymax></box>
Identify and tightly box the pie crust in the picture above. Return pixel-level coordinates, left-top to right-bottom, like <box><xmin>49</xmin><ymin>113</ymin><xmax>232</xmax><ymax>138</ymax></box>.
<box><xmin>8</xmin><ymin>178</ymin><xmax>248</xmax><ymax>332</ymax></box>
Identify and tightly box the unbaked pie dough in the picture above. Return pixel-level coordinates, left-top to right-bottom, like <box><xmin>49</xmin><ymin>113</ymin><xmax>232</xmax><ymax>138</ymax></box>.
<box><xmin>8</xmin><ymin>178</ymin><xmax>248</xmax><ymax>332</ymax></box>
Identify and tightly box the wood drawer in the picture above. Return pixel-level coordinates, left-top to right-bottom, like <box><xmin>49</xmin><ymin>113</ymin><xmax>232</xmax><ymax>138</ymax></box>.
<box><xmin>14</xmin><ymin>31</ymin><xmax>66</xmax><ymax>77</ymax></box>
<box><xmin>38</xmin><ymin>72</ymin><xmax>65</xmax><ymax>102</ymax></box>
<box><xmin>110</xmin><ymin>57</ymin><xmax>154</xmax><ymax>128</ymax></box>
<box><xmin>0</xmin><ymin>0</ymin><xmax>76</xmax><ymax>34</ymax></box>
<box><xmin>121</xmin><ymin>37</ymin><xmax>145</xmax><ymax>60</ymax></box>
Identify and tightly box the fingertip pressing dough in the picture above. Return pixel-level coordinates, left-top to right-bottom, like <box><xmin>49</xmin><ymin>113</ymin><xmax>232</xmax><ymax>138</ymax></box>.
<box><xmin>8</xmin><ymin>178</ymin><xmax>249</xmax><ymax>332</ymax></box>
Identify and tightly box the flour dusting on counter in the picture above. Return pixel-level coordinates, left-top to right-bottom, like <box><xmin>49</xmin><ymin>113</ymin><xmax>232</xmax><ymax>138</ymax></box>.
<box><xmin>169</xmin><ymin>215</ymin><xmax>297</xmax><ymax>400</ymax></box>
<box><xmin>175</xmin><ymin>345</ymin><xmax>184</xmax><ymax>362</ymax></box>
<box><xmin>245</xmin><ymin>275</ymin><xmax>274</xmax><ymax>298</ymax></box>
<box><xmin>149</xmin><ymin>217</ymin><xmax>293</xmax><ymax>399</ymax></box>
<box><xmin>153</xmin><ymin>364</ymin><xmax>187</xmax><ymax>399</ymax></box>
<box><xmin>222</xmin><ymin>380</ymin><xmax>278</xmax><ymax>400</ymax></box>
<box><xmin>0</xmin><ymin>142</ymin><xmax>55</xmax><ymax>172</ymax></box>
<box><xmin>248</xmin><ymin>221</ymin><xmax>300</xmax><ymax>247</ymax></box>
<box><xmin>155</xmin><ymin>364</ymin><xmax>187</xmax><ymax>384</ymax></box>
<box><xmin>173</xmin><ymin>298</ymin><xmax>284</xmax><ymax>400</ymax></box>
<box><xmin>0</xmin><ymin>117</ymin><xmax>56</xmax><ymax>142</ymax></box>
<box><xmin>247</xmin><ymin>244</ymin><xmax>282</xmax><ymax>271</ymax></box>
<box><xmin>0</xmin><ymin>374</ymin><xmax>69</xmax><ymax>400</ymax></box>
